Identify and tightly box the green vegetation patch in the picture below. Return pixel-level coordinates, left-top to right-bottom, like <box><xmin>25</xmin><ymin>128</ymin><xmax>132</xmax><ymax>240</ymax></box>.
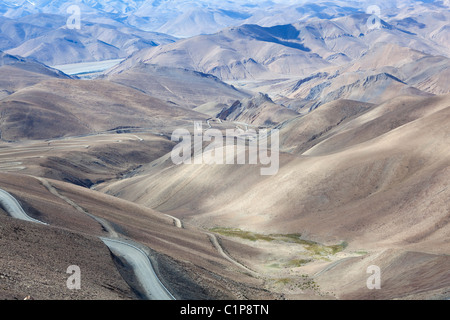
<box><xmin>307</xmin><ymin>241</ymin><xmax>348</xmax><ymax>256</ymax></box>
<box><xmin>275</xmin><ymin>278</ymin><xmax>292</xmax><ymax>285</ymax></box>
<box><xmin>286</xmin><ymin>259</ymin><xmax>313</xmax><ymax>267</ymax></box>
<box><xmin>210</xmin><ymin>227</ymin><xmax>275</xmax><ymax>242</ymax></box>
<box><xmin>210</xmin><ymin>227</ymin><xmax>348</xmax><ymax>257</ymax></box>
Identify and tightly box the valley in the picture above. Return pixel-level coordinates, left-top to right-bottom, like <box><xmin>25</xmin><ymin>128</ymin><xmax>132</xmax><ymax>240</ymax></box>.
<box><xmin>0</xmin><ymin>0</ymin><xmax>449</xmax><ymax>302</ymax></box>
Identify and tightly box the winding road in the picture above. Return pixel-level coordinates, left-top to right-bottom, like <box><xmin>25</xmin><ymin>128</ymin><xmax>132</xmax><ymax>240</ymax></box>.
<box><xmin>0</xmin><ymin>183</ymin><xmax>175</xmax><ymax>300</ymax></box>
<box><xmin>164</xmin><ymin>213</ymin><xmax>257</xmax><ymax>276</ymax></box>
<box><xmin>0</xmin><ymin>188</ymin><xmax>47</xmax><ymax>225</ymax></box>
<box><xmin>101</xmin><ymin>238</ymin><xmax>175</xmax><ymax>300</ymax></box>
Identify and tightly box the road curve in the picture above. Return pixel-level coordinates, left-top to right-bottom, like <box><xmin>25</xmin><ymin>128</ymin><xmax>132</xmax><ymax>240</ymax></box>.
<box><xmin>1</xmin><ymin>182</ymin><xmax>175</xmax><ymax>300</ymax></box>
<box><xmin>164</xmin><ymin>214</ymin><xmax>183</xmax><ymax>229</ymax></box>
<box><xmin>101</xmin><ymin>238</ymin><xmax>175</xmax><ymax>300</ymax></box>
<box><xmin>36</xmin><ymin>177</ymin><xmax>119</xmax><ymax>238</ymax></box>
<box><xmin>205</xmin><ymin>232</ymin><xmax>258</xmax><ymax>277</ymax></box>
<box><xmin>35</xmin><ymin>177</ymin><xmax>175</xmax><ymax>300</ymax></box>
<box><xmin>164</xmin><ymin>213</ymin><xmax>257</xmax><ymax>277</ymax></box>
<box><xmin>34</xmin><ymin>177</ymin><xmax>175</xmax><ymax>300</ymax></box>
<box><xmin>0</xmin><ymin>188</ymin><xmax>47</xmax><ymax>225</ymax></box>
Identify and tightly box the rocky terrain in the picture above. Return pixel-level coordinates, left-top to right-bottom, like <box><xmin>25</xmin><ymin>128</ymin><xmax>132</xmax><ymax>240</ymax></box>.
<box><xmin>0</xmin><ymin>0</ymin><xmax>449</xmax><ymax>301</ymax></box>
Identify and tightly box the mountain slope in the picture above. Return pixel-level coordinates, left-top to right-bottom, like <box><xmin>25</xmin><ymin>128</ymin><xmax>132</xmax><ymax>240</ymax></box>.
<box><xmin>0</xmin><ymin>172</ymin><xmax>271</xmax><ymax>300</ymax></box>
<box><xmin>112</xmin><ymin>10</ymin><xmax>449</xmax><ymax>83</ymax></box>
<box><xmin>97</xmin><ymin>94</ymin><xmax>450</xmax><ymax>251</ymax></box>
<box><xmin>4</xmin><ymin>20</ymin><xmax>176</xmax><ymax>65</ymax></box>
<box><xmin>106</xmin><ymin>63</ymin><xmax>250</xmax><ymax>108</ymax></box>
<box><xmin>0</xmin><ymin>79</ymin><xmax>207</xmax><ymax>141</ymax></box>
<box><xmin>0</xmin><ymin>51</ymin><xmax>71</xmax><ymax>99</ymax></box>
<box><xmin>216</xmin><ymin>92</ymin><xmax>299</xmax><ymax>126</ymax></box>
<box><xmin>109</xmin><ymin>23</ymin><xmax>332</xmax><ymax>80</ymax></box>
<box><xmin>273</xmin><ymin>43</ymin><xmax>449</xmax><ymax>108</ymax></box>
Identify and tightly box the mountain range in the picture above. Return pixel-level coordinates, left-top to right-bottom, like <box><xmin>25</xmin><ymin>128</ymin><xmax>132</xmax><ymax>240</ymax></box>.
<box><xmin>0</xmin><ymin>0</ymin><xmax>449</xmax><ymax>301</ymax></box>
<box><xmin>1</xmin><ymin>0</ymin><xmax>449</xmax><ymax>65</ymax></box>
<box><xmin>0</xmin><ymin>13</ymin><xmax>176</xmax><ymax>65</ymax></box>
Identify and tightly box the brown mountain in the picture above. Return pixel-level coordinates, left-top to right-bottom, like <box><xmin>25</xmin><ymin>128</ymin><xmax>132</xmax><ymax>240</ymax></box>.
<box><xmin>0</xmin><ymin>79</ymin><xmax>207</xmax><ymax>141</ymax></box>
<box><xmin>106</xmin><ymin>63</ymin><xmax>251</xmax><ymax>109</ymax></box>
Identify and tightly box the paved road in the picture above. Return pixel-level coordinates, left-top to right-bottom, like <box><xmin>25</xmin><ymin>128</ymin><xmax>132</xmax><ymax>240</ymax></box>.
<box><xmin>0</xmin><ymin>188</ymin><xmax>47</xmax><ymax>225</ymax></box>
<box><xmin>101</xmin><ymin>238</ymin><xmax>175</xmax><ymax>300</ymax></box>
<box><xmin>1</xmin><ymin>183</ymin><xmax>175</xmax><ymax>300</ymax></box>
<box><xmin>35</xmin><ymin>177</ymin><xmax>175</xmax><ymax>300</ymax></box>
